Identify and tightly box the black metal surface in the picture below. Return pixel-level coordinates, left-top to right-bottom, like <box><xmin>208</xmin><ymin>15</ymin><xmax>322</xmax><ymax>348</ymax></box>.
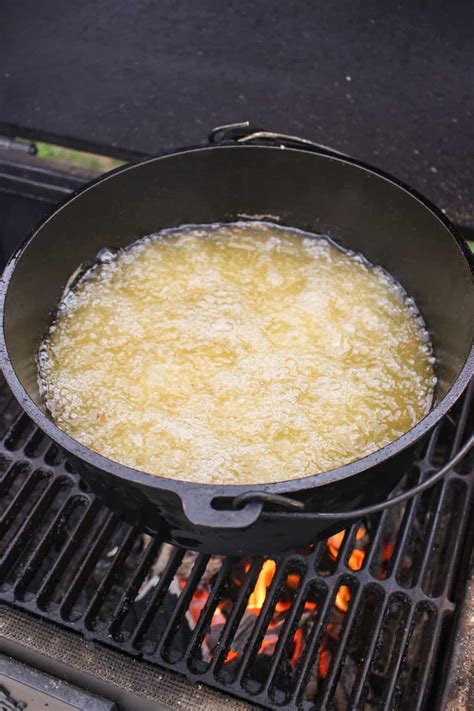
<box><xmin>0</xmin><ymin>148</ymin><xmax>94</xmax><ymax>266</ymax></box>
<box><xmin>1</xmin><ymin>2</ymin><xmax>474</xmax><ymax>224</ymax></box>
<box><xmin>1</xmin><ymin>140</ymin><xmax>473</xmax><ymax>554</ymax></box>
<box><xmin>0</xmin><ymin>152</ymin><xmax>472</xmax><ymax>709</ymax></box>
<box><xmin>0</xmin><ymin>376</ymin><xmax>472</xmax><ymax>710</ymax></box>
<box><xmin>0</xmin><ymin>654</ymin><xmax>116</xmax><ymax>710</ymax></box>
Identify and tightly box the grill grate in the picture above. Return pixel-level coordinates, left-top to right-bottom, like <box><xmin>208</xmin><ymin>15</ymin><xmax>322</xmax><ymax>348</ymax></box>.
<box><xmin>0</xmin><ymin>372</ymin><xmax>472</xmax><ymax>710</ymax></box>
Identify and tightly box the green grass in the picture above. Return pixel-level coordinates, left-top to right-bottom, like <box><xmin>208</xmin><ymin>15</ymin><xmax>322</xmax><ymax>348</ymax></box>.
<box><xmin>35</xmin><ymin>141</ymin><xmax>124</xmax><ymax>173</ymax></box>
<box><xmin>15</xmin><ymin>142</ymin><xmax>474</xmax><ymax>251</ymax></box>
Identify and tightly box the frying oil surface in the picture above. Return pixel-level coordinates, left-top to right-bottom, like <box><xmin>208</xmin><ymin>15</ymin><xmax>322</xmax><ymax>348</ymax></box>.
<box><xmin>39</xmin><ymin>223</ymin><xmax>435</xmax><ymax>485</ymax></box>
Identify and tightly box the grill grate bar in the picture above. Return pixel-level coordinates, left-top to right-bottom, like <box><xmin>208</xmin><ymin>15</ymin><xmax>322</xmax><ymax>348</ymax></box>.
<box><xmin>0</xmin><ymin>465</ymin><xmax>36</xmax><ymax>532</ymax></box>
<box><xmin>59</xmin><ymin>510</ymin><xmax>118</xmax><ymax>619</ymax></box>
<box><xmin>208</xmin><ymin>557</ymin><xmax>263</xmax><ymax>675</ymax></box>
<box><xmin>0</xmin><ymin>376</ymin><xmax>471</xmax><ymax>709</ymax></box>
<box><xmin>382</xmin><ymin>602</ymin><xmax>417</xmax><ymax>710</ymax></box>
<box><xmin>389</xmin><ymin>481</ymin><xmax>423</xmax><ymax>581</ymax></box>
<box><xmin>317</xmin><ymin>581</ymin><xmax>364</xmax><ymax>707</ymax></box>
<box><xmin>0</xmin><ymin>460</ymin><xmax>17</xmax><ymax>489</ymax></box>
<box><xmin>234</xmin><ymin>560</ymin><xmax>289</xmax><ymax>684</ymax></box>
<box><xmin>292</xmin><ymin>585</ymin><xmax>334</xmax><ymax>703</ymax></box>
<box><xmin>261</xmin><ymin>570</ymin><xmax>314</xmax><ymax>695</ymax></box>
<box><xmin>108</xmin><ymin>535</ymin><xmax>162</xmax><ymax>638</ymax></box>
<box><xmin>0</xmin><ymin>471</ymin><xmax>58</xmax><ymax>579</ymax></box>
<box><xmin>411</xmin><ymin>609</ymin><xmax>445</xmax><ymax>711</ymax></box>
<box><xmin>432</xmin><ymin>480</ymin><xmax>471</xmax><ymax>601</ymax></box>
<box><xmin>13</xmin><ymin>492</ymin><xmax>80</xmax><ymax>598</ymax></box>
<box><xmin>156</xmin><ymin>552</ymin><xmax>211</xmax><ymax>659</ymax></box>
<box><xmin>36</xmin><ymin>497</ymin><xmax>101</xmax><ymax>607</ymax></box>
<box><xmin>411</xmin><ymin>474</ymin><xmax>446</xmax><ymax>588</ymax></box>
<box><xmin>424</xmin><ymin>424</ymin><xmax>441</xmax><ymax>462</ymax></box>
<box><xmin>3</xmin><ymin>410</ymin><xmax>29</xmax><ymax>449</ymax></box>
<box><xmin>185</xmin><ymin>555</ymin><xmax>236</xmax><ymax>661</ymax></box>
<box><xmin>349</xmin><ymin>589</ymin><xmax>388</xmax><ymax>709</ymax></box>
<box><xmin>83</xmin><ymin>524</ymin><xmax>138</xmax><ymax>629</ymax></box>
<box><xmin>130</xmin><ymin>544</ymin><xmax>185</xmax><ymax>649</ymax></box>
<box><xmin>364</xmin><ymin>509</ymin><xmax>389</xmax><ymax>571</ymax></box>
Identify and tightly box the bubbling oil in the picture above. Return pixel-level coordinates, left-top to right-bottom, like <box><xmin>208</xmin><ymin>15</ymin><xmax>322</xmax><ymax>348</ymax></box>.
<box><xmin>38</xmin><ymin>222</ymin><xmax>436</xmax><ymax>485</ymax></box>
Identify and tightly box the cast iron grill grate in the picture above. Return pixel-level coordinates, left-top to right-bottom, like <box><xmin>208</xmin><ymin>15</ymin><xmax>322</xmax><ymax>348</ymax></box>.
<box><xmin>0</xmin><ymin>372</ymin><xmax>472</xmax><ymax>710</ymax></box>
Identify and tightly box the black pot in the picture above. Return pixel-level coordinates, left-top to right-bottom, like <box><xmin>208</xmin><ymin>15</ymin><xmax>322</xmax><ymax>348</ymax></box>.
<box><xmin>0</xmin><ymin>131</ymin><xmax>472</xmax><ymax>555</ymax></box>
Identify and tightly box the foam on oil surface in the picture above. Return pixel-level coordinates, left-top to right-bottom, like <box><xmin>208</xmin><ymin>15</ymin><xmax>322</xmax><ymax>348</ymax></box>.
<box><xmin>38</xmin><ymin>222</ymin><xmax>435</xmax><ymax>485</ymax></box>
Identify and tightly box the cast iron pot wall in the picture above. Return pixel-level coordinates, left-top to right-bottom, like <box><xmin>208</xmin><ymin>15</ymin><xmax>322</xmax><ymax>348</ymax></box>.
<box><xmin>1</xmin><ymin>146</ymin><xmax>473</xmax><ymax>555</ymax></box>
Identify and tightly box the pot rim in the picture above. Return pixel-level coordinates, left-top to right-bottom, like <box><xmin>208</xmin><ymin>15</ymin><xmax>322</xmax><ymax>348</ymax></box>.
<box><xmin>0</xmin><ymin>143</ymin><xmax>472</xmax><ymax>501</ymax></box>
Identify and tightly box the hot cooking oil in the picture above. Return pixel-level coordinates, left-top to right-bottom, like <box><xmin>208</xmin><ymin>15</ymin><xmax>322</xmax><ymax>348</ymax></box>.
<box><xmin>38</xmin><ymin>222</ymin><xmax>435</xmax><ymax>484</ymax></box>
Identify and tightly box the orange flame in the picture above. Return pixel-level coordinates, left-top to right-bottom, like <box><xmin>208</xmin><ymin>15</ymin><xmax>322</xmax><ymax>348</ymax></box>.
<box><xmin>327</xmin><ymin>526</ymin><xmax>366</xmax><ymax>572</ymax></box>
<box><xmin>327</xmin><ymin>530</ymin><xmax>345</xmax><ymax>560</ymax></box>
<box><xmin>247</xmin><ymin>560</ymin><xmax>276</xmax><ymax>611</ymax></box>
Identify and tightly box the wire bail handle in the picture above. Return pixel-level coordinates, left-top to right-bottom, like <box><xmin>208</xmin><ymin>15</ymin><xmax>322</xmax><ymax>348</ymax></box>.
<box><xmin>232</xmin><ymin>434</ymin><xmax>474</xmax><ymax>520</ymax></box>
<box><xmin>209</xmin><ymin>121</ymin><xmax>349</xmax><ymax>159</ymax></box>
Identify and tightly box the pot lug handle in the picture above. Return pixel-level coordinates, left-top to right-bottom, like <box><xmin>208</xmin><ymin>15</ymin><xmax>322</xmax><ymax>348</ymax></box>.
<box><xmin>182</xmin><ymin>490</ymin><xmax>263</xmax><ymax>529</ymax></box>
<box><xmin>267</xmin><ymin>434</ymin><xmax>474</xmax><ymax>522</ymax></box>
<box><xmin>181</xmin><ymin>489</ymin><xmax>304</xmax><ymax>529</ymax></box>
<box><xmin>209</xmin><ymin>121</ymin><xmax>350</xmax><ymax>159</ymax></box>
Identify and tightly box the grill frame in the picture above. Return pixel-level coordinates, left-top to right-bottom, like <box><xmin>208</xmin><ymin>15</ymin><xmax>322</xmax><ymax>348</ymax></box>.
<box><xmin>0</xmin><ymin>373</ymin><xmax>472</xmax><ymax>710</ymax></box>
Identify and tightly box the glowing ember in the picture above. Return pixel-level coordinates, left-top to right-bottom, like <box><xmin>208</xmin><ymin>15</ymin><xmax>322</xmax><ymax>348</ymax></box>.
<box><xmin>327</xmin><ymin>526</ymin><xmax>367</xmax><ymax>571</ymax></box>
<box><xmin>319</xmin><ymin>649</ymin><xmax>331</xmax><ymax>678</ymax></box>
<box><xmin>327</xmin><ymin>530</ymin><xmax>345</xmax><ymax>560</ymax></box>
<box><xmin>225</xmin><ymin>649</ymin><xmax>239</xmax><ymax>664</ymax></box>
<box><xmin>349</xmin><ymin>548</ymin><xmax>365</xmax><ymax>571</ymax></box>
<box><xmin>275</xmin><ymin>600</ymin><xmax>292</xmax><ymax>613</ymax></box>
<box><xmin>188</xmin><ymin>588</ymin><xmax>208</xmax><ymax>624</ymax></box>
<box><xmin>145</xmin><ymin>524</ymin><xmax>400</xmax><ymax>697</ymax></box>
<box><xmin>335</xmin><ymin>585</ymin><xmax>351</xmax><ymax>613</ymax></box>
<box><xmin>291</xmin><ymin>628</ymin><xmax>305</xmax><ymax>667</ymax></box>
<box><xmin>287</xmin><ymin>573</ymin><xmax>301</xmax><ymax>589</ymax></box>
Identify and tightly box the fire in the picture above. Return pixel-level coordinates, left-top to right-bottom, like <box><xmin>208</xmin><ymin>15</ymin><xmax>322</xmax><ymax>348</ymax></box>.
<box><xmin>327</xmin><ymin>530</ymin><xmax>345</xmax><ymax>560</ymax></box>
<box><xmin>335</xmin><ymin>584</ymin><xmax>351</xmax><ymax>613</ymax></box>
<box><xmin>290</xmin><ymin>628</ymin><xmax>305</xmax><ymax>667</ymax></box>
<box><xmin>247</xmin><ymin>560</ymin><xmax>276</xmax><ymax>611</ymax></box>
<box><xmin>275</xmin><ymin>600</ymin><xmax>291</xmax><ymax>613</ymax></box>
<box><xmin>327</xmin><ymin>526</ymin><xmax>366</xmax><ymax>571</ymax></box>
<box><xmin>319</xmin><ymin>649</ymin><xmax>331</xmax><ymax>678</ymax></box>
<box><xmin>188</xmin><ymin>588</ymin><xmax>208</xmax><ymax>624</ymax></box>
<box><xmin>349</xmin><ymin>548</ymin><xmax>365</xmax><ymax>570</ymax></box>
<box><xmin>287</xmin><ymin>573</ymin><xmax>301</xmax><ymax>589</ymax></box>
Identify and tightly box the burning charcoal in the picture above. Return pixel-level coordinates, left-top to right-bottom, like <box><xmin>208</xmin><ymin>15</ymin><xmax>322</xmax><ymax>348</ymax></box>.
<box><xmin>333</xmin><ymin>656</ymin><xmax>359</xmax><ymax>710</ymax></box>
<box><xmin>226</xmin><ymin>611</ymin><xmax>258</xmax><ymax>657</ymax></box>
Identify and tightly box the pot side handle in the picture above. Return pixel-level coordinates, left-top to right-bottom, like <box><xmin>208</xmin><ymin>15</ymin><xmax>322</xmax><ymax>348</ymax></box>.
<box><xmin>181</xmin><ymin>491</ymin><xmax>263</xmax><ymax>529</ymax></box>
<box><xmin>181</xmin><ymin>489</ymin><xmax>304</xmax><ymax>529</ymax></box>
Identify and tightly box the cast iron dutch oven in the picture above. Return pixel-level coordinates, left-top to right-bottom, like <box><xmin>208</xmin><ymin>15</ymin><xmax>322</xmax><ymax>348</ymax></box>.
<box><xmin>0</xmin><ymin>125</ymin><xmax>473</xmax><ymax>555</ymax></box>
